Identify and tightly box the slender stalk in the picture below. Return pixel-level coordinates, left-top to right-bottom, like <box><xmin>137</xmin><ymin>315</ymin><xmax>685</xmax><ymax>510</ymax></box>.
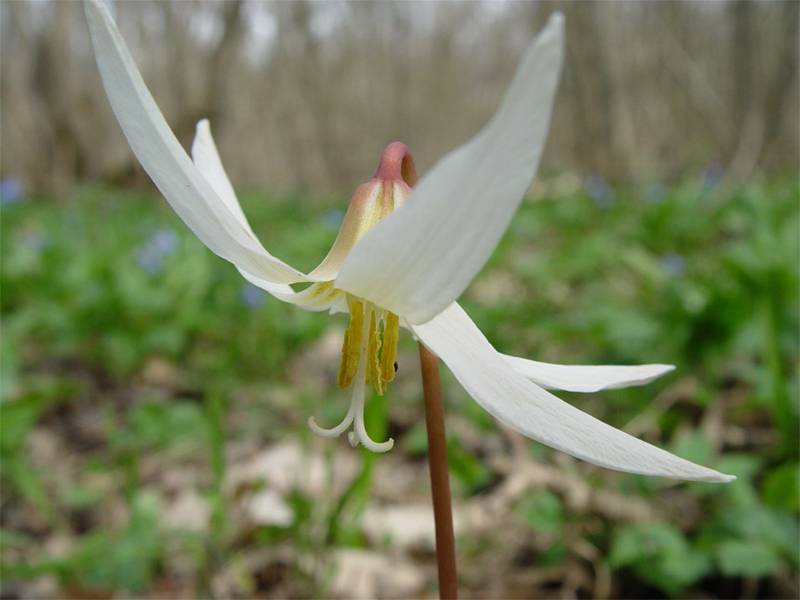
<box><xmin>419</xmin><ymin>342</ymin><xmax>458</xmax><ymax>599</ymax></box>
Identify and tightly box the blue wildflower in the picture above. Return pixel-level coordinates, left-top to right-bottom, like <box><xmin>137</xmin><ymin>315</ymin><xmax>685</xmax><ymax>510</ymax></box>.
<box><xmin>0</xmin><ymin>177</ymin><xmax>26</xmax><ymax>205</ymax></box>
<box><xmin>240</xmin><ymin>282</ymin><xmax>266</xmax><ymax>308</ymax></box>
<box><xmin>584</xmin><ymin>174</ymin><xmax>616</xmax><ymax>209</ymax></box>
<box><xmin>660</xmin><ymin>253</ymin><xmax>686</xmax><ymax>278</ymax></box>
<box><xmin>644</xmin><ymin>182</ymin><xmax>667</xmax><ymax>205</ymax></box>
<box><xmin>700</xmin><ymin>164</ymin><xmax>723</xmax><ymax>189</ymax></box>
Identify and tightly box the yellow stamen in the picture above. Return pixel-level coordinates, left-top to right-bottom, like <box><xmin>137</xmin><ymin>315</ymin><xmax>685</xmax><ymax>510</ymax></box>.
<box><xmin>367</xmin><ymin>311</ymin><xmax>384</xmax><ymax>395</ymax></box>
<box><xmin>337</xmin><ymin>300</ymin><xmax>364</xmax><ymax>389</ymax></box>
<box><xmin>336</xmin><ymin>330</ymin><xmax>351</xmax><ymax>388</ymax></box>
<box><xmin>337</xmin><ymin>301</ymin><xmax>399</xmax><ymax>396</ymax></box>
<box><xmin>380</xmin><ymin>312</ymin><xmax>400</xmax><ymax>383</ymax></box>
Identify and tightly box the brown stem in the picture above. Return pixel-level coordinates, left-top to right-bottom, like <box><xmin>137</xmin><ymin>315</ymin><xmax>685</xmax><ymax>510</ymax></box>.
<box><xmin>419</xmin><ymin>342</ymin><xmax>458</xmax><ymax>599</ymax></box>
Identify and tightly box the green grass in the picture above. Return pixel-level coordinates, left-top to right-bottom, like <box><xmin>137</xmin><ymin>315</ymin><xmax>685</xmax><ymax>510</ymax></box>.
<box><xmin>1</xmin><ymin>178</ymin><xmax>798</xmax><ymax>598</ymax></box>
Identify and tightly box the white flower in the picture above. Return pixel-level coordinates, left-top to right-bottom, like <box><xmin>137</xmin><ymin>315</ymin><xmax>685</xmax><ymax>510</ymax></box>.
<box><xmin>86</xmin><ymin>0</ymin><xmax>733</xmax><ymax>482</ymax></box>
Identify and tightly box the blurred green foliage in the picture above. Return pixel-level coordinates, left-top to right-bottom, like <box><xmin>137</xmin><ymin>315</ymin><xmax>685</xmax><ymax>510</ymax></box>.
<box><xmin>1</xmin><ymin>178</ymin><xmax>797</xmax><ymax>597</ymax></box>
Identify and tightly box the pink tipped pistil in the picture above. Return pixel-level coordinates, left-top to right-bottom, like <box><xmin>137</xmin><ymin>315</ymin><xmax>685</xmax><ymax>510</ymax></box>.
<box><xmin>374</xmin><ymin>142</ymin><xmax>418</xmax><ymax>187</ymax></box>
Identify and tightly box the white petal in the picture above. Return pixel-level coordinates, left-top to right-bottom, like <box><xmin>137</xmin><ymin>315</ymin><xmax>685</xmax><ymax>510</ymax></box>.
<box><xmin>191</xmin><ymin>119</ymin><xmax>256</xmax><ymax>238</ymax></box>
<box><xmin>411</xmin><ymin>304</ymin><xmax>734</xmax><ymax>482</ymax></box>
<box><xmin>335</xmin><ymin>13</ymin><xmax>564</xmax><ymax>325</ymax></box>
<box><xmin>85</xmin><ymin>0</ymin><xmax>316</xmax><ymax>285</ymax></box>
<box><xmin>238</xmin><ymin>268</ymin><xmax>347</xmax><ymax>313</ymax></box>
<box><xmin>503</xmin><ymin>355</ymin><xmax>675</xmax><ymax>392</ymax></box>
<box><xmin>192</xmin><ymin>118</ymin><xmax>357</xmax><ymax>286</ymax></box>
<box><xmin>191</xmin><ymin>122</ymin><xmax>346</xmax><ymax>309</ymax></box>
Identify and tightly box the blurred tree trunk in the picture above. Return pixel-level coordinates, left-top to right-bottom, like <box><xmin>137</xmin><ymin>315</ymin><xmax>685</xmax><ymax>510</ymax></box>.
<box><xmin>206</xmin><ymin>0</ymin><xmax>244</xmax><ymax>131</ymax></box>
<box><xmin>562</xmin><ymin>2</ymin><xmax>620</xmax><ymax>179</ymax></box>
<box><xmin>31</xmin><ymin>2</ymin><xmax>80</xmax><ymax>195</ymax></box>
<box><xmin>1</xmin><ymin>1</ymin><xmax>797</xmax><ymax>197</ymax></box>
<box><xmin>760</xmin><ymin>1</ymin><xmax>799</xmax><ymax>170</ymax></box>
<box><xmin>280</xmin><ymin>0</ymin><xmax>355</xmax><ymax>192</ymax></box>
<box><xmin>595</xmin><ymin>2</ymin><xmax>638</xmax><ymax>176</ymax></box>
<box><xmin>731</xmin><ymin>1</ymin><xmax>755</xmax><ymax>130</ymax></box>
<box><xmin>723</xmin><ymin>0</ymin><xmax>798</xmax><ymax>184</ymax></box>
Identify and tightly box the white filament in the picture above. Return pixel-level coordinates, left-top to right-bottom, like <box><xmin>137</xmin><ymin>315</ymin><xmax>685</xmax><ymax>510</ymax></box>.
<box><xmin>308</xmin><ymin>302</ymin><xmax>394</xmax><ymax>452</ymax></box>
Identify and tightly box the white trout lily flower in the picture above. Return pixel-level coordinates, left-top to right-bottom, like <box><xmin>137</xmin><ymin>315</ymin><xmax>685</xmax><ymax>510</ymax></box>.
<box><xmin>86</xmin><ymin>0</ymin><xmax>733</xmax><ymax>482</ymax></box>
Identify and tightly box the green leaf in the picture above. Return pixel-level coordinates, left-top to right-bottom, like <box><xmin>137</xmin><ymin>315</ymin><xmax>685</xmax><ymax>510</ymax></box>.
<box><xmin>718</xmin><ymin>504</ymin><xmax>799</xmax><ymax>564</ymax></box>
<box><xmin>447</xmin><ymin>437</ymin><xmax>493</xmax><ymax>494</ymax></box>
<box><xmin>609</xmin><ymin>522</ymin><xmax>709</xmax><ymax>595</ymax></box>
<box><xmin>0</xmin><ymin>332</ymin><xmax>20</xmax><ymax>403</ymax></box>
<box><xmin>5</xmin><ymin>458</ymin><xmax>54</xmax><ymax>525</ymax></box>
<box><xmin>540</xmin><ymin>542</ymin><xmax>567</xmax><ymax>567</ymax></box>
<box><xmin>608</xmin><ymin>523</ymin><xmax>687</xmax><ymax>568</ymax></box>
<box><xmin>716</xmin><ymin>540</ymin><xmax>781</xmax><ymax>578</ymax></box>
<box><xmin>762</xmin><ymin>464</ymin><xmax>800</xmax><ymax>513</ymax></box>
<box><xmin>0</xmin><ymin>396</ymin><xmax>49</xmax><ymax>453</ymax></box>
<box><xmin>400</xmin><ymin>421</ymin><xmax>428</xmax><ymax>456</ymax></box>
<box><xmin>74</xmin><ymin>491</ymin><xmax>163</xmax><ymax>592</ymax></box>
<box><xmin>659</xmin><ymin>547</ymin><xmax>712</xmax><ymax>588</ymax></box>
<box><xmin>671</xmin><ymin>430</ymin><xmax>713</xmax><ymax>466</ymax></box>
<box><xmin>128</xmin><ymin>400</ymin><xmax>206</xmax><ymax>450</ymax></box>
<box><xmin>715</xmin><ymin>454</ymin><xmax>761</xmax><ymax>507</ymax></box>
<box><xmin>517</xmin><ymin>490</ymin><xmax>564</xmax><ymax>533</ymax></box>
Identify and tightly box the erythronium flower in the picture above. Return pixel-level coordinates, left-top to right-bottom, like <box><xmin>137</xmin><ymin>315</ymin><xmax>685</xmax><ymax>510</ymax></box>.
<box><xmin>86</xmin><ymin>0</ymin><xmax>734</xmax><ymax>482</ymax></box>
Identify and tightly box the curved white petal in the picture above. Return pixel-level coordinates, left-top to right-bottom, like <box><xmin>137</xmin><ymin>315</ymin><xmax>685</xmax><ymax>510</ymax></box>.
<box><xmin>335</xmin><ymin>13</ymin><xmax>564</xmax><ymax>325</ymax></box>
<box><xmin>193</xmin><ymin>118</ymin><xmax>357</xmax><ymax>285</ymax></box>
<box><xmin>85</xmin><ymin>0</ymin><xmax>319</xmax><ymax>285</ymax></box>
<box><xmin>411</xmin><ymin>304</ymin><xmax>734</xmax><ymax>482</ymax></box>
<box><xmin>191</xmin><ymin>119</ymin><xmax>256</xmax><ymax>239</ymax></box>
<box><xmin>238</xmin><ymin>268</ymin><xmax>347</xmax><ymax>313</ymax></box>
<box><xmin>504</xmin><ymin>355</ymin><xmax>675</xmax><ymax>392</ymax></box>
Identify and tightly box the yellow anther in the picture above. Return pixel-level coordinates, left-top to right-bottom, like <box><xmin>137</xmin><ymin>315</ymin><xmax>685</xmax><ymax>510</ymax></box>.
<box><xmin>337</xmin><ymin>330</ymin><xmax>351</xmax><ymax>388</ymax></box>
<box><xmin>346</xmin><ymin>301</ymin><xmax>364</xmax><ymax>375</ymax></box>
<box><xmin>380</xmin><ymin>312</ymin><xmax>400</xmax><ymax>383</ymax></box>
<box><xmin>337</xmin><ymin>301</ymin><xmax>364</xmax><ymax>389</ymax></box>
<box><xmin>337</xmin><ymin>302</ymin><xmax>399</xmax><ymax>396</ymax></box>
<box><xmin>367</xmin><ymin>311</ymin><xmax>384</xmax><ymax>395</ymax></box>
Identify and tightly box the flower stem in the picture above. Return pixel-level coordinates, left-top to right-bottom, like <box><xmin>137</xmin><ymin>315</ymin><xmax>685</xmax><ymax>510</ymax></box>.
<box><xmin>419</xmin><ymin>342</ymin><xmax>458</xmax><ymax>599</ymax></box>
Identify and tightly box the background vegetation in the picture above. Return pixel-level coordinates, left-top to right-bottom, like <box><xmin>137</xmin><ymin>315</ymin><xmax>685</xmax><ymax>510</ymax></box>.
<box><xmin>1</xmin><ymin>1</ymin><xmax>798</xmax><ymax>599</ymax></box>
<box><xmin>3</xmin><ymin>177</ymin><xmax>798</xmax><ymax>598</ymax></box>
